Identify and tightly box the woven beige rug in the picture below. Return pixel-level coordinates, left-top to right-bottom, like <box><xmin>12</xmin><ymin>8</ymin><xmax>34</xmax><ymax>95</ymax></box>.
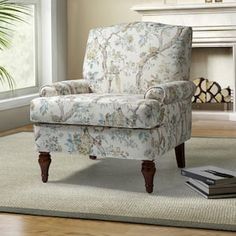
<box><xmin>0</xmin><ymin>132</ymin><xmax>235</xmax><ymax>231</ymax></box>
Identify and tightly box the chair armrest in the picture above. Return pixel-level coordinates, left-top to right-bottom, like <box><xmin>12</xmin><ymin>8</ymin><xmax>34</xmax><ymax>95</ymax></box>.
<box><xmin>144</xmin><ymin>81</ymin><xmax>196</xmax><ymax>105</ymax></box>
<box><xmin>40</xmin><ymin>79</ymin><xmax>92</xmax><ymax>97</ymax></box>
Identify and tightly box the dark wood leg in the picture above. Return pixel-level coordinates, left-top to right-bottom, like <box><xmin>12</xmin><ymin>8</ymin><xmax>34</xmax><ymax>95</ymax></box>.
<box><xmin>141</xmin><ymin>160</ymin><xmax>156</xmax><ymax>193</ymax></box>
<box><xmin>175</xmin><ymin>143</ymin><xmax>185</xmax><ymax>168</ymax></box>
<box><xmin>38</xmin><ymin>152</ymin><xmax>51</xmax><ymax>183</ymax></box>
<box><xmin>89</xmin><ymin>155</ymin><xmax>97</xmax><ymax>160</ymax></box>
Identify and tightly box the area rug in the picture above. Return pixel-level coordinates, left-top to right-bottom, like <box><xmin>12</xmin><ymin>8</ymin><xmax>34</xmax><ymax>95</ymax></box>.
<box><xmin>0</xmin><ymin>132</ymin><xmax>235</xmax><ymax>231</ymax></box>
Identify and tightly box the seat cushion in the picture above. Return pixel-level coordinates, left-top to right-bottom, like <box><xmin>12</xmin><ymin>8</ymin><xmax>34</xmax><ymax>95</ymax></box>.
<box><xmin>30</xmin><ymin>93</ymin><xmax>165</xmax><ymax>129</ymax></box>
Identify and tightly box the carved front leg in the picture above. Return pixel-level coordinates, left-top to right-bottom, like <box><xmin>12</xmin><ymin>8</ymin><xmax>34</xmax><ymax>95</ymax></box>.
<box><xmin>141</xmin><ymin>160</ymin><xmax>156</xmax><ymax>193</ymax></box>
<box><xmin>38</xmin><ymin>152</ymin><xmax>51</xmax><ymax>183</ymax></box>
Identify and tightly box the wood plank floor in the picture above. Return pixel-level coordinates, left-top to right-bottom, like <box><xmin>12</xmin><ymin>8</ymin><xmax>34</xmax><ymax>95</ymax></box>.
<box><xmin>0</xmin><ymin>120</ymin><xmax>236</xmax><ymax>236</ymax></box>
<box><xmin>192</xmin><ymin>119</ymin><xmax>236</xmax><ymax>138</ymax></box>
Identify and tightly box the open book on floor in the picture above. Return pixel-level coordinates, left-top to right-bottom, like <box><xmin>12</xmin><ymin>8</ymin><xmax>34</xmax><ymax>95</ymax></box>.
<box><xmin>181</xmin><ymin>166</ymin><xmax>236</xmax><ymax>185</ymax></box>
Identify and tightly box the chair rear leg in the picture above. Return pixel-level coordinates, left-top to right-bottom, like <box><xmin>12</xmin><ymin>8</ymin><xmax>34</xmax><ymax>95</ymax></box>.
<box><xmin>141</xmin><ymin>160</ymin><xmax>156</xmax><ymax>193</ymax></box>
<box><xmin>175</xmin><ymin>143</ymin><xmax>185</xmax><ymax>168</ymax></box>
<box><xmin>89</xmin><ymin>155</ymin><xmax>97</xmax><ymax>160</ymax></box>
<box><xmin>38</xmin><ymin>152</ymin><xmax>51</xmax><ymax>183</ymax></box>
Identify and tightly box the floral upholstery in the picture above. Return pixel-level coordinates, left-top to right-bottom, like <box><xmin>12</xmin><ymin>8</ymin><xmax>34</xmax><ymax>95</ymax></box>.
<box><xmin>40</xmin><ymin>79</ymin><xmax>91</xmax><ymax>97</ymax></box>
<box><xmin>34</xmin><ymin>103</ymin><xmax>191</xmax><ymax>160</ymax></box>
<box><xmin>31</xmin><ymin>94</ymin><xmax>161</xmax><ymax>129</ymax></box>
<box><xmin>31</xmin><ymin>93</ymin><xmax>192</xmax><ymax>129</ymax></box>
<box><xmin>30</xmin><ymin>22</ymin><xmax>194</xmax><ymax>161</ymax></box>
<box><xmin>83</xmin><ymin>22</ymin><xmax>192</xmax><ymax>94</ymax></box>
<box><xmin>144</xmin><ymin>81</ymin><xmax>196</xmax><ymax>104</ymax></box>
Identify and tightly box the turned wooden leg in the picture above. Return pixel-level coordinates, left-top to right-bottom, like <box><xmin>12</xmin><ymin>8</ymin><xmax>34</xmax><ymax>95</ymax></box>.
<box><xmin>141</xmin><ymin>160</ymin><xmax>156</xmax><ymax>193</ymax></box>
<box><xmin>175</xmin><ymin>143</ymin><xmax>185</xmax><ymax>168</ymax></box>
<box><xmin>38</xmin><ymin>152</ymin><xmax>51</xmax><ymax>183</ymax></box>
<box><xmin>89</xmin><ymin>155</ymin><xmax>97</xmax><ymax>160</ymax></box>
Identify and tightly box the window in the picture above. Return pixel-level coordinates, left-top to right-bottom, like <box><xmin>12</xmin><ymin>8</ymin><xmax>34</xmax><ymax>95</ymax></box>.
<box><xmin>0</xmin><ymin>0</ymin><xmax>39</xmax><ymax>99</ymax></box>
<box><xmin>0</xmin><ymin>0</ymin><xmax>67</xmax><ymax>107</ymax></box>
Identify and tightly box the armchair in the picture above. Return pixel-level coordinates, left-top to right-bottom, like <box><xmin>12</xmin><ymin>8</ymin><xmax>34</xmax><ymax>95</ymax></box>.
<box><xmin>30</xmin><ymin>22</ymin><xmax>195</xmax><ymax>193</ymax></box>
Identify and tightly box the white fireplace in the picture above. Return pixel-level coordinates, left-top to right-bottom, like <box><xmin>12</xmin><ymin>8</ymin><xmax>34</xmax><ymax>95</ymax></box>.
<box><xmin>132</xmin><ymin>1</ymin><xmax>236</xmax><ymax>121</ymax></box>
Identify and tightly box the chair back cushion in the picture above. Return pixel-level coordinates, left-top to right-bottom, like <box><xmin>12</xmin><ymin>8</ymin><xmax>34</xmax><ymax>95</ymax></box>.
<box><xmin>83</xmin><ymin>22</ymin><xmax>192</xmax><ymax>94</ymax></box>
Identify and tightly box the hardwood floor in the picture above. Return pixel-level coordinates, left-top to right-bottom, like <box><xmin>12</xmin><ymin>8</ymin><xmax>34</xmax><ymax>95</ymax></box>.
<box><xmin>0</xmin><ymin>121</ymin><xmax>236</xmax><ymax>236</ymax></box>
<box><xmin>192</xmin><ymin>119</ymin><xmax>236</xmax><ymax>138</ymax></box>
<box><xmin>0</xmin><ymin>213</ymin><xmax>235</xmax><ymax>236</ymax></box>
<box><xmin>0</xmin><ymin>125</ymin><xmax>33</xmax><ymax>137</ymax></box>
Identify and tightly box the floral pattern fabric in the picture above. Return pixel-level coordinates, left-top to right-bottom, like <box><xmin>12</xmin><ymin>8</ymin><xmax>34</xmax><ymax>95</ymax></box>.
<box><xmin>31</xmin><ymin>93</ymin><xmax>161</xmax><ymax>129</ymax></box>
<box><xmin>40</xmin><ymin>80</ymin><xmax>91</xmax><ymax>97</ymax></box>
<box><xmin>144</xmin><ymin>81</ymin><xmax>196</xmax><ymax>104</ymax></box>
<box><xmin>31</xmin><ymin>93</ymin><xmax>191</xmax><ymax>129</ymax></box>
<box><xmin>83</xmin><ymin>22</ymin><xmax>192</xmax><ymax>94</ymax></box>
<box><xmin>33</xmin><ymin>100</ymin><xmax>191</xmax><ymax>160</ymax></box>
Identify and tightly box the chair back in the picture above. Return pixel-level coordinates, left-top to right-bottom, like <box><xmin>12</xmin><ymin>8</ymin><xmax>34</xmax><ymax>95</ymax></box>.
<box><xmin>83</xmin><ymin>22</ymin><xmax>192</xmax><ymax>94</ymax></box>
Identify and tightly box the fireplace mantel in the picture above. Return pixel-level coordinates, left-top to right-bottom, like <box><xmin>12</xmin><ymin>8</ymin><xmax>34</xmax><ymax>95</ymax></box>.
<box><xmin>132</xmin><ymin>2</ymin><xmax>236</xmax><ymax>13</ymax></box>
<box><xmin>132</xmin><ymin>2</ymin><xmax>236</xmax><ymax>47</ymax></box>
<box><xmin>132</xmin><ymin>2</ymin><xmax>236</xmax><ymax>121</ymax></box>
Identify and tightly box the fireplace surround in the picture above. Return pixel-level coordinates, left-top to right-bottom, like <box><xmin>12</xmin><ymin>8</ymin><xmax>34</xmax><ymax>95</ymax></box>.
<box><xmin>132</xmin><ymin>1</ymin><xmax>236</xmax><ymax>121</ymax></box>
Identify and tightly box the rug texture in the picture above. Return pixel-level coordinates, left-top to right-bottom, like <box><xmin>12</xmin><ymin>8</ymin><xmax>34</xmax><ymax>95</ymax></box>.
<box><xmin>0</xmin><ymin>132</ymin><xmax>235</xmax><ymax>231</ymax></box>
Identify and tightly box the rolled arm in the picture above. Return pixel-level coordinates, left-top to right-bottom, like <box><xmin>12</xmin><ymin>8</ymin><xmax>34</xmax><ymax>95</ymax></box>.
<box><xmin>40</xmin><ymin>79</ymin><xmax>92</xmax><ymax>97</ymax></box>
<box><xmin>144</xmin><ymin>81</ymin><xmax>196</xmax><ymax>104</ymax></box>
